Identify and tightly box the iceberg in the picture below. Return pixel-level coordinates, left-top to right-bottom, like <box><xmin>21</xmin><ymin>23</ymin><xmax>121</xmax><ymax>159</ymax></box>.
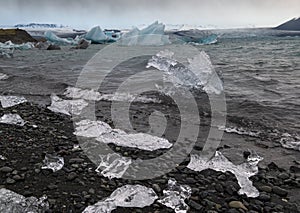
<box><xmin>0</xmin><ymin>114</ymin><xmax>26</xmax><ymax>126</ymax></box>
<box><xmin>47</xmin><ymin>94</ymin><xmax>88</xmax><ymax>116</ymax></box>
<box><xmin>120</xmin><ymin>21</ymin><xmax>171</xmax><ymax>46</ymax></box>
<box><xmin>0</xmin><ymin>95</ymin><xmax>27</xmax><ymax>108</ymax></box>
<box><xmin>0</xmin><ymin>41</ymin><xmax>34</xmax><ymax>50</ymax></box>
<box><xmin>44</xmin><ymin>31</ymin><xmax>77</xmax><ymax>45</ymax></box>
<box><xmin>158</xmin><ymin>179</ymin><xmax>192</xmax><ymax>213</ymax></box>
<box><xmin>41</xmin><ymin>154</ymin><xmax>64</xmax><ymax>172</ymax></box>
<box><xmin>95</xmin><ymin>153</ymin><xmax>132</xmax><ymax>179</ymax></box>
<box><xmin>187</xmin><ymin>151</ymin><xmax>263</xmax><ymax>197</ymax></box>
<box><xmin>84</xmin><ymin>26</ymin><xmax>118</xmax><ymax>43</ymax></box>
<box><xmin>172</xmin><ymin>30</ymin><xmax>218</xmax><ymax>45</ymax></box>
<box><xmin>147</xmin><ymin>50</ymin><xmax>223</xmax><ymax>94</ymax></box>
<box><xmin>0</xmin><ymin>188</ymin><xmax>49</xmax><ymax>213</ymax></box>
<box><xmin>83</xmin><ymin>185</ymin><xmax>158</xmax><ymax>213</ymax></box>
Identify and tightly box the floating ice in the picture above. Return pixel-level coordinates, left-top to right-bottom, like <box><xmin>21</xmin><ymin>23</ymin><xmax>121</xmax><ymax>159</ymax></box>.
<box><xmin>173</xmin><ymin>30</ymin><xmax>218</xmax><ymax>45</ymax></box>
<box><xmin>120</xmin><ymin>21</ymin><xmax>171</xmax><ymax>46</ymax></box>
<box><xmin>0</xmin><ymin>114</ymin><xmax>26</xmax><ymax>126</ymax></box>
<box><xmin>0</xmin><ymin>188</ymin><xmax>49</xmax><ymax>213</ymax></box>
<box><xmin>74</xmin><ymin>120</ymin><xmax>112</xmax><ymax>138</ymax></box>
<box><xmin>0</xmin><ymin>96</ymin><xmax>27</xmax><ymax>108</ymax></box>
<box><xmin>187</xmin><ymin>151</ymin><xmax>263</xmax><ymax>197</ymax></box>
<box><xmin>41</xmin><ymin>154</ymin><xmax>64</xmax><ymax>172</ymax></box>
<box><xmin>96</xmin><ymin>153</ymin><xmax>132</xmax><ymax>179</ymax></box>
<box><xmin>0</xmin><ymin>155</ymin><xmax>6</xmax><ymax>160</ymax></box>
<box><xmin>74</xmin><ymin>119</ymin><xmax>172</xmax><ymax>151</ymax></box>
<box><xmin>218</xmin><ymin>126</ymin><xmax>260</xmax><ymax>137</ymax></box>
<box><xmin>158</xmin><ymin>179</ymin><xmax>192</xmax><ymax>213</ymax></box>
<box><xmin>44</xmin><ymin>31</ymin><xmax>77</xmax><ymax>45</ymax></box>
<box><xmin>147</xmin><ymin>50</ymin><xmax>223</xmax><ymax>94</ymax></box>
<box><xmin>47</xmin><ymin>94</ymin><xmax>88</xmax><ymax>116</ymax></box>
<box><xmin>280</xmin><ymin>133</ymin><xmax>300</xmax><ymax>151</ymax></box>
<box><xmin>97</xmin><ymin>131</ymin><xmax>173</xmax><ymax>151</ymax></box>
<box><xmin>0</xmin><ymin>41</ymin><xmax>34</xmax><ymax>50</ymax></box>
<box><xmin>64</xmin><ymin>87</ymin><xmax>159</xmax><ymax>103</ymax></box>
<box><xmin>83</xmin><ymin>184</ymin><xmax>158</xmax><ymax>213</ymax></box>
<box><xmin>0</xmin><ymin>73</ymin><xmax>8</xmax><ymax>80</ymax></box>
<box><xmin>84</xmin><ymin>26</ymin><xmax>119</xmax><ymax>43</ymax></box>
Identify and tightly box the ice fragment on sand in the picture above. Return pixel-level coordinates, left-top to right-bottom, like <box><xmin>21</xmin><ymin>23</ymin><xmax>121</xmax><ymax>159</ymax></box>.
<box><xmin>147</xmin><ymin>50</ymin><xmax>223</xmax><ymax>94</ymax></box>
<box><xmin>41</xmin><ymin>154</ymin><xmax>64</xmax><ymax>172</ymax></box>
<box><xmin>0</xmin><ymin>96</ymin><xmax>27</xmax><ymax>108</ymax></box>
<box><xmin>120</xmin><ymin>21</ymin><xmax>170</xmax><ymax>46</ymax></box>
<box><xmin>0</xmin><ymin>41</ymin><xmax>34</xmax><ymax>50</ymax></box>
<box><xmin>97</xmin><ymin>131</ymin><xmax>173</xmax><ymax>151</ymax></box>
<box><xmin>64</xmin><ymin>87</ymin><xmax>102</xmax><ymax>101</ymax></box>
<box><xmin>47</xmin><ymin>94</ymin><xmax>88</xmax><ymax>116</ymax></box>
<box><xmin>74</xmin><ymin>120</ymin><xmax>112</xmax><ymax>138</ymax></box>
<box><xmin>96</xmin><ymin>153</ymin><xmax>132</xmax><ymax>179</ymax></box>
<box><xmin>0</xmin><ymin>188</ymin><xmax>49</xmax><ymax>213</ymax></box>
<box><xmin>0</xmin><ymin>114</ymin><xmax>26</xmax><ymax>126</ymax></box>
<box><xmin>84</xmin><ymin>26</ymin><xmax>117</xmax><ymax>43</ymax></box>
<box><xmin>187</xmin><ymin>151</ymin><xmax>263</xmax><ymax>197</ymax></box>
<box><xmin>0</xmin><ymin>155</ymin><xmax>6</xmax><ymax>160</ymax></box>
<box><xmin>0</xmin><ymin>73</ymin><xmax>8</xmax><ymax>80</ymax></box>
<box><xmin>158</xmin><ymin>179</ymin><xmax>192</xmax><ymax>213</ymax></box>
<box><xmin>82</xmin><ymin>185</ymin><xmax>157</xmax><ymax>213</ymax></box>
<box><xmin>44</xmin><ymin>31</ymin><xmax>77</xmax><ymax>45</ymax></box>
<box><xmin>280</xmin><ymin>133</ymin><xmax>300</xmax><ymax>151</ymax></box>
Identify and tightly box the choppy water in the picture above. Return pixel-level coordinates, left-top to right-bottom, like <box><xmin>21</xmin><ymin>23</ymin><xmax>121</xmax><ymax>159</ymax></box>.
<box><xmin>0</xmin><ymin>29</ymin><xmax>299</xmax><ymax>162</ymax></box>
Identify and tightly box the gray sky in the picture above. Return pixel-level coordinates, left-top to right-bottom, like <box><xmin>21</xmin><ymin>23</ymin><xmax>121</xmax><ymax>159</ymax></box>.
<box><xmin>1</xmin><ymin>0</ymin><xmax>299</xmax><ymax>29</ymax></box>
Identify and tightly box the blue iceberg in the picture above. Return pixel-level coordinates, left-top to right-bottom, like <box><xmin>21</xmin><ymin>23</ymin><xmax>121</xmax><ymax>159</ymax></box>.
<box><xmin>120</xmin><ymin>21</ymin><xmax>171</xmax><ymax>46</ymax></box>
<box><xmin>84</xmin><ymin>26</ymin><xmax>120</xmax><ymax>43</ymax></box>
<box><xmin>172</xmin><ymin>30</ymin><xmax>218</xmax><ymax>45</ymax></box>
<box><xmin>44</xmin><ymin>31</ymin><xmax>77</xmax><ymax>45</ymax></box>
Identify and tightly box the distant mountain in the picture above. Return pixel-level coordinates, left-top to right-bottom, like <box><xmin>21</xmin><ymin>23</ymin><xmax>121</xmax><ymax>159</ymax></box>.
<box><xmin>14</xmin><ymin>23</ymin><xmax>67</xmax><ymax>29</ymax></box>
<box><xmin>274</xmin><ymin>17</ymin><xmax>300</xmax><ymax>31</ymax></box>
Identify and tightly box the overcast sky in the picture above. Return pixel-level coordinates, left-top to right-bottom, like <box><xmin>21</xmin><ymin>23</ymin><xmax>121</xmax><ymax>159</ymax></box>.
<box><xmin>1</xmin><ymin>0</ymin><xmax>299</xmax><ymax>29</ymax></box>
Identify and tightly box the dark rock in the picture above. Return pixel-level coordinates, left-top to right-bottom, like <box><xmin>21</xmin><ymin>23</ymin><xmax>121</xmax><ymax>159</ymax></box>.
<box><xmin>6</xmin><ymin>177</ymin><xmax>16</xmax><ymax>184</ymax></box>
<box><xmin>278</xmin><ymin>172</ymin><xmax>289</xmax><ymax>180</ymax></box>
<box><xmin>152</xmin><ymin>183</ymin><xmax>161</xmax><ymax>193</ymax></box>
<box><xmin>47</xmin><ymin>44</ymin><xmax>61</xmax><ymax>50</ymax></box>
<box><xmin>274</xmin><ymin>17</ymin><xmax>300</xmax><ymax>31</ymax></box>
<box><xmin>188</xmin><ymin>200</ymin><xmax>204</xmax><ymax>211</ymax></box>
<box><xmin>67</xmin><ymin>172</ymin><xmax>78</xmax><ymax>181</ymax></box>
<box><xmin>74</xmin><ymin>39</ymin><xmax>89</xmax><ymax>49</ymax></box>
<box><xmin>0</xmin><ymin>166</ymin><xmax>13</xmax><ymax>173</ymax></box>
<box><xmin>259</xmin><ymin>185</ymin><xmax>272</xmax><ymax>193</ymax></box>
<box><xmin>47</xmin><ymin>184</ymin><xmax>58</xmax><ymax>190</ymax></box>
<box><xmin>258</xmin><ymin>193</ymin><xmax>271</xmax><ymax>201</ymax></box>
<box><xmin>272</xmin><ymin>186</ymin><xmax>288</xmax><ymax>197</ymax></box>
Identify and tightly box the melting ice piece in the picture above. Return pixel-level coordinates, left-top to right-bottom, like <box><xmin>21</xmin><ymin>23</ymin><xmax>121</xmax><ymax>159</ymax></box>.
<box><xmin>187</xmin><ymin>151</ymin><xmax>263</xmax><ymax>197</ymax></box>
<box><xmin>41</xmin><ymin>154</ymin><xmax>64</xmax><ymax>172</ymax></box>
<box><xmin>0</xmin><ymin>96</ymin><xmax>27</xmax><ymax>108</ymax></box>
<box><xmin>44</xmin><ymin>31</ymin><xmax>76</xmax><ymax>45</ymax></box>
<box><xmin>0</xmin><ymin>155</ymin><xmax>6</xmax><ymax>160</ymax></box>
<box><xmin>83</xmin><ymin>184</ymin><xmax>158</xmax><ymax>213</ymax></box>
<box><xmin>218</xmin><ymin>126</ymin><xmax>260</xmax><ymax>137</ymax></box>
<box><xmin>0</xmin><ymin>73</ymin><xmax>8</xmax><ymax>80</ymax></box>
<box><xmin>120</xmin><ymin>21</ymin><xmax>171</xmax><ymax>46</ymax></box>
<box><xmin>280</xmin><ymin>133</ymin><xmax>300</xmax><ymax>151</ymax></box>
<box><xmin>96</xmin><ymin>153</ymin><xmax>132</xmax><ymax>179</ymax></box>
<box><xmin>0</xmin><ymin>41</ymin><xmax>34</xmax><ymax>50</ymax></box>
<box><xmin>85</xmin><ymin>26</ymin><xmax>110</xmax><ymax>43</ymax></box>
<box><xmin>0</xmin><ymin>188</ymin><xmax>49</xmax><ymax>213</ymax></box>
<box><xmin>64</xmin><ymin>87</ymin><xmax>102</xmax><ymax>101</ymax></box>
<box><xmin>158</xmin><ymin>179</ymin><xmax>192</xmax><ymax>213</ymax></box>
<box><xmin>47</xmin><ymin>94</ymin><xmax>88</xmax><ymax>116</ymax></box>
<box><xmin>0</xmin><ymin>114</ymin><xmax>26</xmax><ymax>126</ymax></box>
<box><xmin>74</xmin><ymin>120</ymin><xmax>112</xmax><ymax>138</ymax></box>
<box><xmin>97</xmin><ymin>131</ymin><xmax>173</xmax><ymax>151</ymax></box>
<box><xmin>147</xmin><ymin>50</ymin><xmax>223</xmax><ymax>94</ymax></box>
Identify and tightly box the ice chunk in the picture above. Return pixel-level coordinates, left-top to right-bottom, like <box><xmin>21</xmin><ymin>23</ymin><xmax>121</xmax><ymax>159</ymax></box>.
<box><xmin>280</xmin><ymin>133</ymin><xmax>300</xmax><ymax>151</ymax></box>
<box><xmin>41</xmin><ymin>154</ymin><xmax>64</xmax><ymax>172</ymax></box>
<box><xmin>187</xmin><ymin>151</ymin><xmax>263</xmax><ymax>197</ymax></box>
<box><xmin>0</xmin><ymin>155</ymin><xmax>7</xmax><ymax>160</ymax></box>
<box><xmin>0</xmin><ymin>114</ymin><xmax>26</xmax><ymax>126</ymax></box>
<box><xmin>44</xmin><ymin>31</ymin><xmax>76</xmax><ymax>45</ymax></box>
<box><xmin>218</xmin><ymin>126</ymin><xmax>261</xmax><ymax>137</ymax></box>
<box><xmin>96</xmin><ymin>153</ymin><xmax>132</xmax><ymax>179</ymax></box>
<box><xmin>120</xmin><ymin>21</ymin><xmax>171</xmax><ymax>46</ymax></box>
<box><xmin>147</xmin><ymin>50</ymin><xmax>223</xmax><ymax>94</ymax></box>
<box><xmin>0</xmin><ymin>73</ymin><xmax>8</xmax><ymax>80</ymax></box>
<box><xmin>158</xmin><ymin>179</ymin><xmax>192</xmax><ymax>213</ymax></box>
<box><xmin>64</xmin><ymin>87</ymin><xmax>102</xmax><ymax>101</ymax></box>
<box><xmin>83</xmin><ymin>185</ymin><xmax>158</xmax><ymax>213</ymax></box>
<box><xmin>0</xmin><ymin>41</ymin><xmax>34</xmax><ymax>50</ymax></box>
<box><xmin>0</xmin><ymin>188</ymin><xmax>49</xmax><ymax>213</ymax></box>
<box><xmin>74</xmin><ymin>120</ymin><xmax>112</xmax><ymax>138</ymax></box>
<box><xmin>47</xmin><ymin>94</ymin><xmax>88</xmax><ymax>116</ymax></box>
<box><xmin>84</xmin><ymin>26</ymin><xmax>112</xmax><ymax>43</ymax></box>
<box><xmin>97</xmin><ymin>131</ymin><xmax>173</xmax><ymax>151</ymax></box>
<box><xmin>0</xmin><ymin>96</ymin><xmax>27</xmax><ymax>108</ymax></box>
